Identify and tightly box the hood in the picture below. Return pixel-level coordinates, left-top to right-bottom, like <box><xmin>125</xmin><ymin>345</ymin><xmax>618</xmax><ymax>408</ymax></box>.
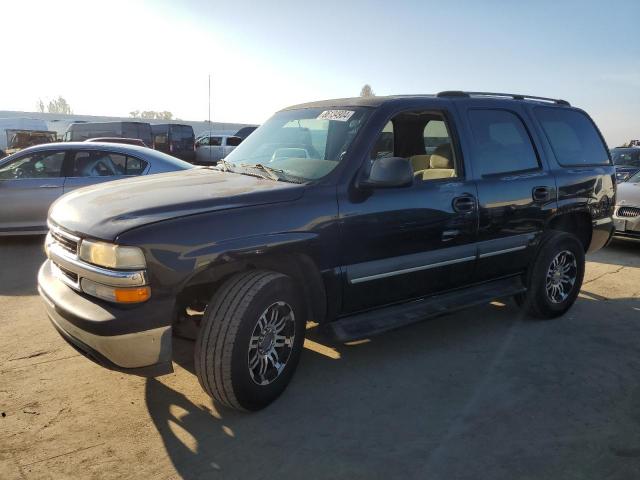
<box><xmin>616</xmin><ymin>181</ymin><xmax>640</xmax><ymax>207</ymax></box>
<box><xmin>50</xmin><ymin>168</ymin><xmax>305</xmax><ymax>240</ymax></box>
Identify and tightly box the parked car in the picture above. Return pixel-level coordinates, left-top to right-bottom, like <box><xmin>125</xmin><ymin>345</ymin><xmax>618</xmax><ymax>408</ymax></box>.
<box><xmin>63</xmin><ymin>121</ymin><xmax>153</xmax><ymax>147</ymax></box>
<box><xmin>0</xmin><ymin>142</ymin><xmax>192</xmax><ymax>235</ymax></box>
<box><xmin>611</xmin><ymin>147</ymin><xmax>640</xmax><ymax>182</ymax></box>
<box><xmin>0</xmin><ymin>117</ymin><xmax>55</xmax><ymax>158</ymax></box>
<box><xmin>195</xmin><ymin>134</ymin><xmax>242</xmax><ymax>164</ymax></box>
<box><xmin>151</xmin><ymin>124</ymin><xmax>195</xmax><ymax>162</ymax></box>
<box><xmin>85</xmin><ymin>137</ymin><xmax>149</xmax><ymax>147</ymax></box>
<box><xmin>39</xmin><ymin>91</ymin><xmax>614</xmax><ymax>411</ymax></box>
<box><xmin>613</xmin><ymin>169</ymin><xmax>640</xmax><ymax>238</ymax></box>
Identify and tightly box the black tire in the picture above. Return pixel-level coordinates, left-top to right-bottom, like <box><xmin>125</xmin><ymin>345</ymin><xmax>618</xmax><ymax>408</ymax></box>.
<box><xmin>195</xmin><ymin>270</ymin><xmax>306</xmax><ymax>411</ymax></box>
<box><xmin>516</xmin><ymin>231</ymin><xmax>585</xmax><ymax>319</ymax></box>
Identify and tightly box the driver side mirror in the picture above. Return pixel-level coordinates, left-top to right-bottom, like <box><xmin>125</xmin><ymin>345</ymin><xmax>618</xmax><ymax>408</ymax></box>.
<box><xmin>357</xmin><ymin>156</ymin><xmax>413</xmax><ymax>189</ymax></box>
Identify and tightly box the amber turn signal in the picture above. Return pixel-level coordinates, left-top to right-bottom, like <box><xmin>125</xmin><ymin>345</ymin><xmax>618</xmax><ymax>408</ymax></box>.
<box><xmin>114</xmin><ymin>287</ymin><xmax>151</xmax><ymax>303</ymax></box>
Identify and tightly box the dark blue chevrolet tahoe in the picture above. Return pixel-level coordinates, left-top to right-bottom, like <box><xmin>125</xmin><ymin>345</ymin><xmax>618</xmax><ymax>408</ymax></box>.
<box><xmin>38</xmin><ymin>92</ymin><xmax>616</xmax><ymax>411</ymax></box>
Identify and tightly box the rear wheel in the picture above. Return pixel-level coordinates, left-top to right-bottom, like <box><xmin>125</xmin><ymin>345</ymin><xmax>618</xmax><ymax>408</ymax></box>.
<box><xmin>194</xmin><ymin>270</ymin><xmax>305</xmax><ymax>411</ymax></box>
<box><xmin>516</xmin><ymin>232</ymin><xmax>585</xmax><ymax>319</ymax></box>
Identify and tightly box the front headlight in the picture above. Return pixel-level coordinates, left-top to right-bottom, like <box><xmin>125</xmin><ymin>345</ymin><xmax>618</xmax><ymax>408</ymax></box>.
<box><xmin>78</xmin><ymin>240</ymin><xmax>146</xmax><ymax>269</ymax></box>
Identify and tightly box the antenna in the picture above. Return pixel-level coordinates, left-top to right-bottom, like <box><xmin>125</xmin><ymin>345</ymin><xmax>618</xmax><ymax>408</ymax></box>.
<box><xmin>208</xmin><ymin>74</ymin><xmax>212</xmax><ymax>164</ymax></box>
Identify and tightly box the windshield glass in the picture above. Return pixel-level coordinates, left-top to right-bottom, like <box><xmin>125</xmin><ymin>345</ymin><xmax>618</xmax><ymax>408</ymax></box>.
<box><xmin>611</xmin><ymin>148</ymin><xmax>640</xmax><ymax>166</ymax></box>
<box><xmin>223</xmin><ymin>107</ymin><xmax>370</xmax><ymax>182</ymax></box>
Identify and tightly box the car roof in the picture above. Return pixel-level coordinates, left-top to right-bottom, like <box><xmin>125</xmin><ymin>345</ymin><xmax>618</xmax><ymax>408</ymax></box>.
<box><xmin>282</xmin><ymin>92</ymin><xmax>572</xmax><ymax>111</ymax></box>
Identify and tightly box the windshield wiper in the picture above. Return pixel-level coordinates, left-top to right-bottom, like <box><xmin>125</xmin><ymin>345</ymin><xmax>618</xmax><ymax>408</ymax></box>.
<box><xmin>212</xmin><ymin>160</ymin><xmax>306</xmax><ymax>183</ymax></box>
<box><xmin>244</xmin><ymin>164</ymin><xmax>308</xmax><ymax>184</ymax></box>
<box><xmin>213</xmin><ymin>159</ymin><xmax>233</xmax><ymax>172</ymax></box>
<box><xmin>244</xmin><ymin>163</ymin><xmax>283</xmax><ymax>181</ymax></box>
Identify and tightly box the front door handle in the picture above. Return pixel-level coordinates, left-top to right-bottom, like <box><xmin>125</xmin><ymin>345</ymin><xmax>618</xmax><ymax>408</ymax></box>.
<box><xmin>532</xmin><ymin>186</ymin><xmax>551</xmax><ymax>202</ymax></box>
<box><xmin>452</xmin><ymin>195</ymin><xmax>476</xmax><ymax>213</ymax></box>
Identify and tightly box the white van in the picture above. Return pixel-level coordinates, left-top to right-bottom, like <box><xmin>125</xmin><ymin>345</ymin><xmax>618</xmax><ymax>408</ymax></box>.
<box><xmin>195</xmin><ymin>135</ymin><xmax>242</xmax><ymax>164</ymax></box>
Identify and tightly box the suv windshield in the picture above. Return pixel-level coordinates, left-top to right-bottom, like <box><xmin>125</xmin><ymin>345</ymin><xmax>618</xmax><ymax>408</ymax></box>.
<box><xmin>222</xmin><ymin>107</ymin><xmax>370</xmax><ymax>182</ymax></box>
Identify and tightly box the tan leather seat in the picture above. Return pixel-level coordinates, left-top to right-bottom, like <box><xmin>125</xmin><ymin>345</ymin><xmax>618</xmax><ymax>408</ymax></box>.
<box><xmin>409</xmin><ymin>154</ymin><xmax>430</xmax><ymax>172</ymax></box>
<box><xmin>416</xmin><ymin>144</ymin><xmax>455</xmax><ymax>180</ymax></box>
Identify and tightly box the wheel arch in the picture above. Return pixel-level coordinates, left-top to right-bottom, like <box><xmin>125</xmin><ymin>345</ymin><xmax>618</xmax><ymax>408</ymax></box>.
<box><xmin>178</xmin><ymin>252</ymin><xmax>327</xmax><ymax>325</ymax></box>
<box><xmin>546</xmin><ymin>210</ymin><xmax>592</xmax><ymax>252</ymax></box>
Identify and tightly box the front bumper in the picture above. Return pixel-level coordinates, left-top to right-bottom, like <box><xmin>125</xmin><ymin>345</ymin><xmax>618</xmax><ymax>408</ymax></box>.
<box><xmin>38</xmin><ymin>260</ymin><xmax>173</xmax><ymax>375</ymax></box>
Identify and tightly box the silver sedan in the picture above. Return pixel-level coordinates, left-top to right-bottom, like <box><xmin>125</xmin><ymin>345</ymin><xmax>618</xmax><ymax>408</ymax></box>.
<box><xmin>613</xmin><ymin>170</ymin><xmax>640</xmax><ymax>238</ymax></box>
<box><xmin>0</xmin><ymin>142</ymin><xmax>193</xmax><ymax>235</ymax></box>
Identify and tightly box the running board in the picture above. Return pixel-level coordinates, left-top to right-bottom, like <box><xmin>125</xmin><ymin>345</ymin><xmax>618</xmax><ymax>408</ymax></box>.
<box><xmin>329</xmin><ymin>276</ymin><xmax>526</xmax><ymax>342</ymax></box>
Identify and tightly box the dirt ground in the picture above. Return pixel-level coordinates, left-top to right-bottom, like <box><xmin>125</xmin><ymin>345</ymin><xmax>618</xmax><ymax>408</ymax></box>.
<box><xmin>1</xmin><ymin>236</ymin><xmax>640</xmax><ymax>480</ymax></box>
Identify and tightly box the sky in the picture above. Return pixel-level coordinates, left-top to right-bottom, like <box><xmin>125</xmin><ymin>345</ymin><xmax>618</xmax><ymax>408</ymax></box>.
<box><xmin>1</xmin><ymin>0</ymin><xmax>638</xmax><ymax>146</ymax></box>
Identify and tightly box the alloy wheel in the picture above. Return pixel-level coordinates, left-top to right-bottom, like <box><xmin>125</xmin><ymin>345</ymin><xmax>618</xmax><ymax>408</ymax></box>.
<box><xmin>247</xmin><ymin>301</ymin><xmax>296</xmax><ymax>386</ymax></box>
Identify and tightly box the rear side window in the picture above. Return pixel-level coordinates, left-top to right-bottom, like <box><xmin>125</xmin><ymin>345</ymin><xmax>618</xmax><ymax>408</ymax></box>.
<box><xmin>534</xmin><ymin>108</ymin><xmax>609</xmax><ymax>166</ymax></box>
<box><xmin>226</xmin><ymin>136</ymin><xmax>242</xmax><ymax>147</ymax></box>
<box><xmin>109</xmin><ymin>154</ymin><xmax>148</xmax><ymax>175</ymax></box>
<box><xmin>468</xmin><ymin>109</ymin><xmax>539</xmax><ymax>176</ymax></box>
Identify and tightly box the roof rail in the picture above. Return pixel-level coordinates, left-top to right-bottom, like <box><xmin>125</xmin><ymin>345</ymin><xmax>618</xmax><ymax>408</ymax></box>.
<box><xmin>436</xmin><ymin>91</ymin><xmax>570</xmax><ymax>106</ymax></box>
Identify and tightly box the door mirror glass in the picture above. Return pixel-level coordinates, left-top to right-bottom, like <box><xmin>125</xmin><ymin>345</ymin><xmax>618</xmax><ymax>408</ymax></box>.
<box><xmin>358</xmin><ymin>157</ymin><xmax>413</xmax><ymax>189</ymax></box>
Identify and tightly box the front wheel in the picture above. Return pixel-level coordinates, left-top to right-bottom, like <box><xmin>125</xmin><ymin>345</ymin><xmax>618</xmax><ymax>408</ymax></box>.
<box><xmin>516</xmin><ymin>232</ymin><xmax>585</xmax><ymax>319</ymax></box>
<box><xmin>195</xmin><ymin>270</ymin><xmax>305</xmax><ymax>411</ymax></box>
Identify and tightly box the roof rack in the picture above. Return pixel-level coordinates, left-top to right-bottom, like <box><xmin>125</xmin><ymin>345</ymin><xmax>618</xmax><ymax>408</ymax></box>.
<box><xmin>436</xmin><ymin>91</ymin><xmax>570</xmax><ymax>106</ymax></box>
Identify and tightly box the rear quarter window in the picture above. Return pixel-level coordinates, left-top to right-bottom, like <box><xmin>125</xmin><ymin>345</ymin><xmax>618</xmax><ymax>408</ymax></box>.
<box><xmin>534</xmin><ymin>108</ymin><xmax>610</xmax><ymax>166</ymax></box>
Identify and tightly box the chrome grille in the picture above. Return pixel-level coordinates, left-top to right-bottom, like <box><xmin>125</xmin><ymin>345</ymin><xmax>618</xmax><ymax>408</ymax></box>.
<box><xmin>617</xmin><ymin>206</ymin><xmax>640</xmax><ymax>218</ymax></box>
<box><xmin>56</xmin><ymin>263</ymin><xmax>79</xmax><ymax>284</ymax></box>
<box><xmin>49</xmin><ymin>225</ymin><xmax>79</xmax><ymax>255</ymax></box>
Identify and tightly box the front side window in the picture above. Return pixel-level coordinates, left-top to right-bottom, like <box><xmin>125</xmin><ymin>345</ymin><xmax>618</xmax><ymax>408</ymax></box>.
<box><xmin>370</xmin><ymin>121</ymin><xmax>394</xmax><ymax>160</ymax></box>
<box><xmin>369</xmin><ymin>111</ymin><xmax>457</xmax><ymax>181</ymax></box>
<box><xmin>468</xmin><ymin>109</ymin><xmax>539</xmax><ymax>176</ymax></box>
<box><xmin>224</xmin><ymin>107</ymin><xmax>371</xmax><ymax>182</ymax></box>
<box><xmin>0</xmin><ymin>151</ymin><xmax>65</xmax><ymax>179</ymax></box>
<box><xmin>72</xmin><ymin>151</ymin><xmax>122</xmax><ymax>177</ymax></box>
<box><xmin>534</xmin><ymin>107</ymin><xmax>609</xmax><ymax>166</ymax></box>
<box><xmin>424</xmin><ymin>120</ymin><xmax>451</xmax><ymax>154</ymax></box>
<box><xmin>209</xmin><ymin>137</ymin><xmax>222</xmax><ymax>146</ymax></box>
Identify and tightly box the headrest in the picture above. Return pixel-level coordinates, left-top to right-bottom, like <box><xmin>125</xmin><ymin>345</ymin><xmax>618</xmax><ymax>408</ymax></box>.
<box><xmin>430</xmin><ymin>154</ymin><xmax>452</xmax><ymax>169</ymax></box>
<box><xmin>430</xmin><ymin>144</ymin><xmax>453</xmax><ymax>169</ymax></box>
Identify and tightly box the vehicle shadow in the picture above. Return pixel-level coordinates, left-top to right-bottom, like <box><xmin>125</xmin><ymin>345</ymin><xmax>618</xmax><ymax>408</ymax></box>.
<box><xmin>144</xmin><ymin>294</ymin><xmax>640</xmax><ymax>479</ymax></box>
<box><xmin>588</xmin><ymin>236</ymin><xmax>640</xmax><ymax>268</ymax></box>
<box><xmin>0</xmin><ymin>235</ymin><xmax>46</xmax><ymax>295</ymax></box>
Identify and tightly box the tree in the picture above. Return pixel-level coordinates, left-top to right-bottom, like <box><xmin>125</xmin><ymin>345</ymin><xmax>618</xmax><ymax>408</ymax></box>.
<box><xmin>37</xmin><ymin>99</ymin><xmax>45</xmax><ymax>113</ymax></box>
<box><xmin>360</xmin><ymin>84</ymin><xmax>375</xmax><ymax>97</ymax></box>
<box><xmin>129</xmin><ymin>110</ymin><xmax>174</xmax><ymax>120</ymax></box>
<box><xmin>47</xmin><ymin>96</ymin><xmax>73</xmax><ymax>114</ymax></box>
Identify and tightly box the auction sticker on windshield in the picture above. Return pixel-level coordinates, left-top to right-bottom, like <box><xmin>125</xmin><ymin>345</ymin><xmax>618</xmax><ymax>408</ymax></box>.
<box><xmin>317</xmin><ymin>110</ymin><xmax>355</xmax><ymax>122</ymax></box>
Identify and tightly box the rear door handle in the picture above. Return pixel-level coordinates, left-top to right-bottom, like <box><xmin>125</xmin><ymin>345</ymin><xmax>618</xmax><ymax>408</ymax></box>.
<box><xmin>39</xmin><ymin>184</ymin><xmax>60</xmax><ymax>188</ymax></box>
<box><xmin>452</xmin><ymin>195</ymin><xmax>476</xmax><ymax>213</ymax></box>
<box><xmin>532</xmin><ymin>186</ymin><xmax>551</xmax><ymax>202</ymax></box>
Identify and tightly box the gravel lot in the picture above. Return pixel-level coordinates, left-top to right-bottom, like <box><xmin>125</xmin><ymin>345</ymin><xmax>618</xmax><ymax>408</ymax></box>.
<box><xmin>1</xmin><ymin>236</ymin><xmax>640</xmax><ymax>480</ymax></box>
